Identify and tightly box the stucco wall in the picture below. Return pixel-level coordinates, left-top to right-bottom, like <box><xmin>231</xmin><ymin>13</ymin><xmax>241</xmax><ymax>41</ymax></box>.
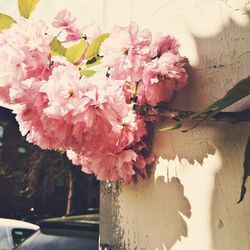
<box><xmin>100</xmin><ymin>1</ymin><xmax>250</xmax><ymax>249</ymax></box>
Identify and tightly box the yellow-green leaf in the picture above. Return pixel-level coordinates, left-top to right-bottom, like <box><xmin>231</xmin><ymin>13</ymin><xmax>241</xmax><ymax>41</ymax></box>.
<box><xmin>65</xmin><ymin>39</ymin><xmax>87</xmax><ymax>64</ymax></box>
<box><xmin>50</xmin><ymin>38</ymin><xmax>66</xmax><ymax>56</ymax></box>
<box><xmin>0</xmin><ymin>13</ymin><xmax>16</xmax><ymax>32</ymax></box>
<box><xmin>80</xmin><ymin>69</ymin><xmax>96</xmax><ymax>77</ymax></box>
<box><xmin>18</xmin><ymin>0</ymin><xmax>40</xmax><ymax>19</ymax></box>
<box><xmin>85</xmin><ymin>33</ymin><xmax>110</xmax><ymax>60</ymax></box>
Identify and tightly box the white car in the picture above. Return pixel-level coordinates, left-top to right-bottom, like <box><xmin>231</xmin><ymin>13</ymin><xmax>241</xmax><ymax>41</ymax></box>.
<box><xmin>0</xmin><ymin>218</ymin><xmax>39</xmax><ymax>250</ymax></box>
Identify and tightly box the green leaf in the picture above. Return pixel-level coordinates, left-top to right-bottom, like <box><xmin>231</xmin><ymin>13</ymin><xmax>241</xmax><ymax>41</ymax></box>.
<box><xmin>159</xmin><ymin>75</ymin><xmax>250</xmax><ymax>132</ymax></box>
<box><xmin>18</xmin><ymin>0</ymin><xmax>40</xmax><ymax>19</ymax></box>
<box><xmin>85</xmin><ymin>33</ymin><xmax>110</xmax><ymax>60</ymax></box>
<box><xmin>65</xmin><ymin>39</ymin><xmax>87</xmax><ymax>64</ymax></box>
<box><xmin>80</xmin><ymin>69</ymin><xmax>96</xmax><ymax>77</ymax></box>
<box><xmin>0</xmin><ymin>13</ymin><xmax>16</xmax><ymax>32</ymax></box>
<box><xmin>50</xmin><ymin>38</ymin><xmax>66</xmax><ymax>56</ymax></box>
<box><xmin>238</xmin><ymin>136</ymin><xmax>250</xmax><ymax>203</ymax></box>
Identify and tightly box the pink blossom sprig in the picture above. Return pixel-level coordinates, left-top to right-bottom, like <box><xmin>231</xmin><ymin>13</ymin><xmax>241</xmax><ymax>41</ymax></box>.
<box><xmin>0</xmin><ymin>9</ymin><xmax>188</xmax><ymax>183</ymax></box>
<box><xmin>100</xmin><ymin>22</ymin><xmax>188</xmax><ymax>107</ymax></box>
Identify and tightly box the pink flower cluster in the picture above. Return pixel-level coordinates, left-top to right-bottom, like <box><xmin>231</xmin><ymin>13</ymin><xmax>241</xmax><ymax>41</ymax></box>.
<box><xmin>100</xmin><ymin>23</ymin><xmax>188</xmax><ymax>106</ymax></box>
<box><xmin>0</xmin><ymin>12</ymin><xmax>188</xmax><ymax>183</ymax></box>
<box><xmin>0</xmin><ymin>18</ymin><xmax>51</xmax><ymax>103</ymax></box>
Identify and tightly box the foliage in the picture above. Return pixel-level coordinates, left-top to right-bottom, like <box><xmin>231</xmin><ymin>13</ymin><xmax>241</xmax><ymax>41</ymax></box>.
<box><xmin>65</xmin><ymin>39</ymin><xmax>87</xmax><ymax>64</ymax></box>
<box><xmin>0</xmin><ymin>14</ymin><xmax>16</xmax><ymax>32</ymax></box>
<box><xmin>18</xmin><ymin>0</ymin><xmax>40</xmax><ymax>19</ymax></box>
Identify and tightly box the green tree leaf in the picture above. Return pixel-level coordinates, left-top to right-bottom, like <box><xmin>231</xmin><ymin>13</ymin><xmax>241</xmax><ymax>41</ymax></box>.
<box><xmin>0</xmin><ymin>13</ymin><xmax>16</xmax><ymax>32</ymax></box>
<box><xmin>18</xmin><ymin>0</ymin><xmax>40</xmax><ymax>19</ymax></box>
<box><xmin>50</xmin><ymin>38</ymin><xmax>66</xmax><ymax>56</ymax></box>
<box><xmin>238</xmin><ymin>136</ymin><xmax>250</xmax><ymax>203</ymax></box>
<box><xmin>85</xmin><ymin>33</ymin><xmax>109</xmax><ymax>60</ymax></box>
<box><xmin>159</xmin><ymin>75</ymin><xmax>250</xmax><ymax>132</ymax></box>
<box><xmin>80</xmin><ymin>69</ymin><xmax>96</xmax><ymax>77</ymax></box>
<box><xmin>65</xmin><ymin>39</ymin><xmax>87</xmax><ymax>64</ymax></box>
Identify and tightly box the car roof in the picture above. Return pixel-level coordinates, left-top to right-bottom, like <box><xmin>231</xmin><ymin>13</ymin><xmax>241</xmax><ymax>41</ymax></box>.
<box><xmin>38</xmin><ymin>214</ymin><xmax>99</xmax><ymax>233</ymax></box>
<box><xmin>43</xmin><ymin>214</ymin><xmax>99</xmax><ymax>223</ymax></box>
<box><xmin>0</xmin><ymin>218</ymin><xmax>39</xmax><ymax>230</ymax></box>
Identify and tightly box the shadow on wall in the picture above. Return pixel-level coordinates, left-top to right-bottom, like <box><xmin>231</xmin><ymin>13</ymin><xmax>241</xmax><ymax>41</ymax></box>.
<box><xmin>154</xmin><ymin>122</ymin><xmax>216</xmax><ymax>165</ymax></box>
<box><xmin>117</xmin><ymin>173</ymin><xmax>191</xmax><ymax>250</ymax></box>
<box><xmin>151</xmin><ymin>14</ymin><xmax>250</xmax><ymax>250</ymax></box>
<box><xmin>153</xmin><ymin>176</ymin><xmax>192</xmax><ymax>249</ymax></box>
<box><xmin>210</xmin><ymin>123</ymin><xmax>250</xmax><ymax>250</ymax></box>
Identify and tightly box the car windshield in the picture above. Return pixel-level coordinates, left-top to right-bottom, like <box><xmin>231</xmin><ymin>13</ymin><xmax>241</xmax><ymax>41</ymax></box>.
<box><xmin>15</xmin><ymin>229</ymin><xmax>98</xmax><ymax>250</ymax></box>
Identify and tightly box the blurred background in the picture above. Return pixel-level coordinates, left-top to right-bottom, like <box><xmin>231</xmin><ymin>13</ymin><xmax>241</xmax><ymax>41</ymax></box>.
<box><xmin>0</xmin><ymin>0</ymin><xmax>103</xmax><ymax>223</ymax></box>
<box><xmin>0</xmin><ymin>106</ymin><xmax>100</xmax><ymax>222</ymax></box>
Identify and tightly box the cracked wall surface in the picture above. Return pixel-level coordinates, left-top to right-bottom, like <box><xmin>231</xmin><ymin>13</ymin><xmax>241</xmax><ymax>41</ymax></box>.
<box><xmin>100</xmin><ymin>1</ymin><xmax>250</xmax><ymax>249</ymax></box>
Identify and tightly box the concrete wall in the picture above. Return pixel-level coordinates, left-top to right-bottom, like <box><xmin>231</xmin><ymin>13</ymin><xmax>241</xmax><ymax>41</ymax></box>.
<box><xmin>100</xmin><ymin>1</ymin><xmax>250</xmax><ymax>249</ymax></box>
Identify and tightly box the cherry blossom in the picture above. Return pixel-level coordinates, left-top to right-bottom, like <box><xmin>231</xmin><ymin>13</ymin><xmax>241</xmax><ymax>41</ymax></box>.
<box><xmin>100</xmin><ymin>22</ymin><xmax>152</xmax><ymax>82</ymax></box>
<box><xmin>137</xmin><ymin>51</ymin><xmax>188</xmax><ymax>106</ymax></box>
<box><xmin>52</xmin><ymin>9</ymin><xmax>76</xmax><ymax>29</ymax></box>
<box><xmin>0</xmin><ymin>8</ymin><xmax>189</xmax><ymax>183</ymax></box>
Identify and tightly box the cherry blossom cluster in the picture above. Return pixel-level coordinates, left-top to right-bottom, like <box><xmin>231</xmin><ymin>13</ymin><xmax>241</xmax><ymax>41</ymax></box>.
<box><xmin>0</xmin><ymin>9</ymin><xmax>188</xmax><ymax>183</ymax></box>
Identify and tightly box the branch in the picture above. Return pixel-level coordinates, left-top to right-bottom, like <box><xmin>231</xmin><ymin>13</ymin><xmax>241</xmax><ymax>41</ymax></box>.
<box><xmin>160</xmin><ymin>108</ymin><xmax>250</xmax><ymax>124</ymax></box>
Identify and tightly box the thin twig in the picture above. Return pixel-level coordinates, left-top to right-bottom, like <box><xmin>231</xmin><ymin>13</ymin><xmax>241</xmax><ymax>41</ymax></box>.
<box><xmin>159</xmin><ymin>108</ymin><xmax>250</xmax><ymax>124</ymax></box>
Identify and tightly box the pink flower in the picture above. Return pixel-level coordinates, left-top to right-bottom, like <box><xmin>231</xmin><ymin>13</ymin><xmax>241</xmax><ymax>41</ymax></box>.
<box><xmin>134</xmin><ymin>154</ymin><xmax>147</xmax><ymax>169</ymax></box>
<box><xmin>113</xmin><ymin>112</ymin><xmax>146</xmax><ymax>151</ymax></box>
<box><xmin>61</xmin><ymin>74</ymin><xmax>154</xmax><ymax>182</ymax></box>
<box><xmin>138</xmin><ymin>52</ymin><xmax>188</xmax><ymax>106</ymax></box>
<box><xmin>108</xmin><ymin>150</ymin><xmax>137</xmax><ymax>182</ymax></box>
<box><xmin>100</xmin><ymin>22</ymin><xmax>152</xmax><ymax>81</ymax></box>
<box><xmin>64</xmin><ymin>22</ymin><xmax>102</xmax><ymax>43</ymax></box>
<box><xmin>39</xmin><ymin>71</ymin><xmax>132</xmax><ymax>155</ymax></box>
<box><xmin>72</xmin><ymin>75</ymin><xmax>130</xmax><ymax>152</ymax></box>
<box><xmin>157</xmin><ymin>52</ymin><xmax>188</xmax><ymax>89</ymax></box>
<box><xmin>0</xmin><ymin>87</ymin><xmax>11</xmax><ymax>103</ymax></box>
<box><xmin>41</xmin><ymin>64</ymin><xmax>83</xmax><ymax>117</ymax></box>
<box><xmin>0</xmin><ymin>18</ymin><xmax>51</xmax><ymax>104</ymax></box>
<box><xmin>67</xmin><ymin>150</ymin><xmax>94</xmax><ymax>174</ymax></box>
<box><xmin>91</xmin><ymin>149</ymin><xmax>138</xmax><ymax>183</ymax></box>
<box><xmin>65</xmin><ymin>26</ymin><xmax>81</xmax><ymax>42</ymax></box>
<box><xmin>0</xmin><ymin>44</ymin><xmax>26</xmax><ymax>87</ymax></box>
<box><xmin>122</xmin><ymin>80</ymin><xmax>133</xmax><ymax>103</ymax></box>
<box><xmin>81</xmin><ymin>22</ymin><xmax>102</xmax><ymax>44</ymax></box>
<box><xmin>52</xmin><ymin>9</ymin><xmax>76</xmax><ymax>29</ymax></box>
<box><xmin>153</xmin><ymin>34</ymin><xmax>180</xmax><ymax>57</ymax></box>
<box><xmin>13</xmin><ymin>18</ymin><xmax>51</xmax><ymax>53</ymax></box>
<box><xmin>67</xmin><ymin>148</ymin><xmax>137</xmax><ymax>183</ymax></box>
<box><xmin>52</xmin><ymin>10</ymin><xmax>87</xmax><ymax>43</ymax></box>
<box><xmin>0</xmin><ymin>44</ymin><xmax>26</xmax><ymax>103</ymax></box>
<box><xmin>11</xmin><ymin>78</ymin><xmax>49</xmax><ymax>147</ymax></box>
<box><xmin>138</xmin><ymin>78</ymin><xmax>176</xmax><ymax>106</ymax></box>
<box><xmin>81</xmin><ymin>75</ymin><xmax>129</xmax><ymax>124</ymax></box>
<box><xmin>24</xmin><ymin>48</ymin><xmax>51</xmax><ymax>80</ymax></box>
